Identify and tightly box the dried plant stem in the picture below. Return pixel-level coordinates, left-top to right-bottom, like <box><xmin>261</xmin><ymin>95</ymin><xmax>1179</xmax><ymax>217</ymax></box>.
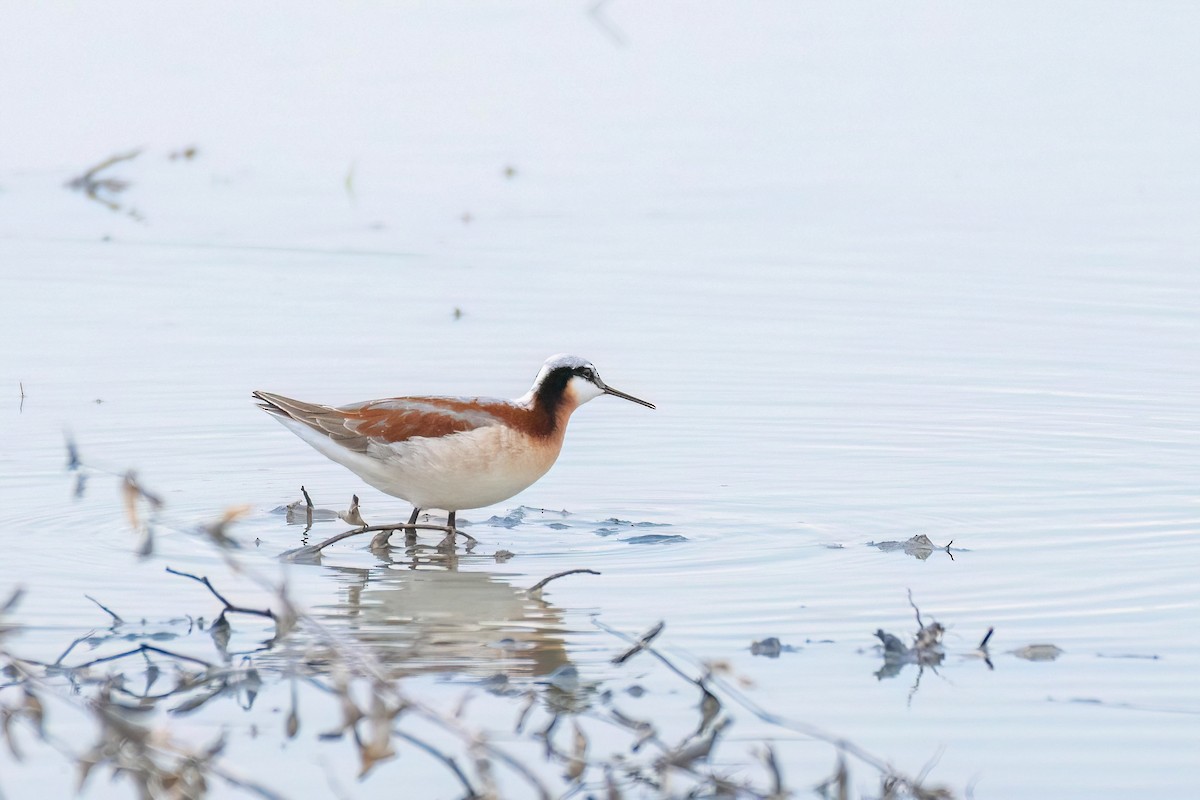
<box><xmin>596</xmin><ymin>618</ymin><xmax>950</xmax><ymax>794</ymax></box>
<box><xmin>11</xmin><ymin>446</ymin><xmax>964</xmax><ymax>799</ymax></box>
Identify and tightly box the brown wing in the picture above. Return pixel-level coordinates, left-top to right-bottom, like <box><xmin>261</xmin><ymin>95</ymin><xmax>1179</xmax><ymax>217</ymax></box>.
<box><xmin>252</xmin><ymin>391</ymin><xmax>511</xmax><ymax>453</ymax></box>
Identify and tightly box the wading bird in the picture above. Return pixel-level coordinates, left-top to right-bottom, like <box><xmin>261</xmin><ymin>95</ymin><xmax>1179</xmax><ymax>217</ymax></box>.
<box><xmin>254</xmin><ymin>354</ymin><xmax>654</xmax><ymax>538</ymax></box>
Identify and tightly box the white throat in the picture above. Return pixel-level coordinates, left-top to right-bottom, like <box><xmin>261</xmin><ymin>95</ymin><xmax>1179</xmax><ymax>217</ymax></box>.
<box><xmin>567</xmin><ymin>374</ymin><xmax>604</xmax><ymax>405</ymax></box>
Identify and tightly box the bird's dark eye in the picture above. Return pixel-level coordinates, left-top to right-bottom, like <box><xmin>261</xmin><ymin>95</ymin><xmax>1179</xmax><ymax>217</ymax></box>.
<box><xmin>570</xmin><ymin>365</ymin><xmax>600</xmax><ymax>383</ymax></box>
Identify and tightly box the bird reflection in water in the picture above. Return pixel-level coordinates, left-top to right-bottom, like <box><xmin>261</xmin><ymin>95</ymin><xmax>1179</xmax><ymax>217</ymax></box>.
<box><xmin>316</xmin><ymin>549</ymin><xmax>577</xmax><ymax>684</ymax></box>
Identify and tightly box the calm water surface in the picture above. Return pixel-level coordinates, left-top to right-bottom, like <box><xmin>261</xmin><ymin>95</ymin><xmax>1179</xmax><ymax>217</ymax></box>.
<box><xmin>2</xmin><ymin>4</ymin><xmax>1198</xmax><ymax>798</ymax></box>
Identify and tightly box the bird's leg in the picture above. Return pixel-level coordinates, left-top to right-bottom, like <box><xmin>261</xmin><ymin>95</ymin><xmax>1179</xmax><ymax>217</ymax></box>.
<box><xmin>437</xmin><ymin>511</ymin><xmax>458</xmax><ymax>550</ymax></box>
<box><xmin>404</xmin><ymin>506</ymin><xmax>420</xmax><ymax>548</ymax></box>
<box><xmin>435</xmin><ymin>511</ymin><xmax>479</xmax><ymax>550</ymax></box>
<box><xmin>371</xmin><ymin>506</ymin><xmax>422</xmax><ymax>551</ymax></box>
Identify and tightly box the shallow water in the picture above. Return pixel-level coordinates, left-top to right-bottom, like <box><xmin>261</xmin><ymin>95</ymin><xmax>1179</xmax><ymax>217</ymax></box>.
<box><xmin>2</xmin><ymin>3</ymin><xmax>1199</xmax><ymax>798</ymax></box>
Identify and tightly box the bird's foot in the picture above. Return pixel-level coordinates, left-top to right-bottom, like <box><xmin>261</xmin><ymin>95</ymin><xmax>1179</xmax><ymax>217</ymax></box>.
<box><xmin>369</xmin><ymin>507</ymin><xmax>426</xmax><ymax>551</ymax></box>
<box><xmin>435</xmin><ymin>526</ymin><xmax>477</xmax><ymax>551</ymax></box>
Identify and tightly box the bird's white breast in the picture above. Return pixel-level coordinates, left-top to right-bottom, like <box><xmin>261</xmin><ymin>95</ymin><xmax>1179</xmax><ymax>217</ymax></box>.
<box><xmin>355</xmin><ymin>424</ymin><xmax>560</xmax><ymax>510</ymax></box>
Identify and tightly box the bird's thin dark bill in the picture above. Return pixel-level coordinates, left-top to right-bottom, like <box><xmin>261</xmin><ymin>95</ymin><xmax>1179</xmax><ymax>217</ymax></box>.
<box><xmin>603</xmin><ymin>386</ymin><xmax>655</xmax><ymax>409</ymax></box>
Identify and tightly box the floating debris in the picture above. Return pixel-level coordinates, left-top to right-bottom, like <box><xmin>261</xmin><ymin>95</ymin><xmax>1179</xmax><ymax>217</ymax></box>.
<box><xmin>867</xmin><ymin>534</ymin><xmax>955</xmax><ymax>561</ymax></box>
<box><xmin>623</xmin><ymin>534</ymin><xmax>687</xmax><ymax>545</ymax></box>
<box><xmin>64</xmin><ymin>148</ymin><xmax>144</xmax><ymax>217</ymax></box>
<box><xmin>340</xmin><ymin>494</ymin><xmax>367</xmax><ymax>527</ymax></box>
<box><xmin>1012</xmin><ymin>644</ymin><xmax>1064</xmax><ymax>662</ymax></box>
<box><xmin>167</xmin><ymin>145</ymin><xmax>198</xmax><ymax>161</ymax></box>
<box><xmin>750</xmin><ymin>637</ymin><xmax>800</xmax><ymax>658</ymax></box>
<box><xmin>603</xmin><ymin>517</ymin><xmax>671</xmax><ymax>528</ymax></box>
<box><xmin>272</xmin><ymin>500</ymin><xmax>340</xmax><ymax>524</ymax></box>
<box><xmin>873</xmin><ymin>591</ymin><xmax>946</xmax><ymax>680</ymax></box>
<box><xmin>1096</xmin><ymin>652</ymin><xmax>1160</xmax><ymax>660</ymax></box>
<box><xmin>486</xmin><ymin>510</ymin><xmax>525</xmax><ymax>528</ymax></box>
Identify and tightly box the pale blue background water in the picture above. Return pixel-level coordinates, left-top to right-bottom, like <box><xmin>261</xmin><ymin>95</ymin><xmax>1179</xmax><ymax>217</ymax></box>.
<box><xmin>2</xmin><ymin>4</ymin><xmax>1198</xmax><ymax>798</ymax></box>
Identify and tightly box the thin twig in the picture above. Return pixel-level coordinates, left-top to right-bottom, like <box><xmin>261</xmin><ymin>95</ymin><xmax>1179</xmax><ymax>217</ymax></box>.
<box><xmin>762</xmin><ymin>744</ymin><xmax>784</xmax><ymax>796</ymax></box>
<box><xmin>706</xmin><ymin>670</ymin><xmax>891</xmax><ymax>775</ymax></box>
<box><xmin>595</xmin><ymin>620</ymin><xmax>723</xmax><ymax>745</ymax></box>
<box><xmin>465</xmin><ymin>736</ymin><xmax>553</xmax><ymax>800</ymax></box>
<box><xmin>595</xmin><ymin>620</ymin><xmax>926</xmax><ymax>783</ymax></box>
<box><xmin>527</xmin><ymin>569</ymin><xmax>600</xmax><ymax>596</ymax></box>
<box><xmin>52</xmin><ymin>629</ymin><xmax>98</xmax><ymax>666</ymax></box>
<box><xmin>66</xmin><ymin>643</ymin><xmax>217</xmax><ymax>671</ymax></box>
<box><xmin>394</xmin><ymin>729</ymin><xmax>479</xmax><ymax>798</ymax></box>
<box><xmin>908</xmin><ymin>588</ymin><xmax>924</xmax><ymax>630</ymax></box>
<box><xmin>66</xmin><ymin>435</ymin><xmax>81</xmax><ymax>471</ymax></box>
<box><xmin>67</xmin><ymin>149</ymin><xmax>143</xmax><ymax>185</ymax></box>
<box><xmin>607</xmin><ymin>621</ymin><xmax>665</xmax><ymax>666</ymax></box>
<box><xmin>208</xmin><ymin>765</ymin><xmax>289</xmax><ymax>800</ymax></box>
<box><xmin>300</xmin><ymin>485</ymin><xmax>314</xmax><ymax>529</ymax></box>
<box><xmin>165</xmin><ymin>567</ymin><xmax>274</xmax><ymax>620</ymax></box>
<box><xmin>280</xmin><ymin>523</ymin><xmax>469</xmax><ymax>561</ymax></box>
<box><xmin>84</xmin><ymin>594</ymin><xmax>124</xmax><ymax>626</ymax></box>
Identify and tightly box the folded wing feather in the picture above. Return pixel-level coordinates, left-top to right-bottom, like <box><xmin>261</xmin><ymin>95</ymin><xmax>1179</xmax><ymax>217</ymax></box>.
<box><xmin>252</xmin><ymin>391</ymin><xmax>506</xmax><ymax>454</ymax></box>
